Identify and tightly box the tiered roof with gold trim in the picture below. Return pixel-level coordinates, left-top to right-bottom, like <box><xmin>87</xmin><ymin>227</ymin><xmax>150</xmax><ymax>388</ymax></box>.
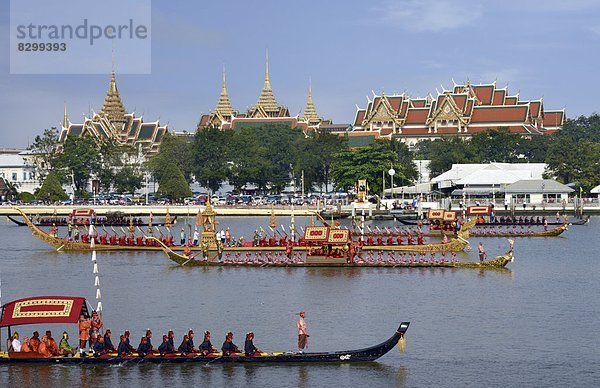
<box><xmin>301</xmin><ymin>79</ymin><xmax>322</xmax><ymax>125</ymax></box>
<box><xmin>99</xmin><ymin>71</ymin><xmax>127</xmax><ymax>125</ymax></box>
<box><xmin>58</xmin><ymin>71</ymin><xmax>168</xmax><ymax>156</ymax></box>
<box><xmin>350</xmin><ymin>80</ymin><xmax>565</xmax><ymax>143</ymax></box>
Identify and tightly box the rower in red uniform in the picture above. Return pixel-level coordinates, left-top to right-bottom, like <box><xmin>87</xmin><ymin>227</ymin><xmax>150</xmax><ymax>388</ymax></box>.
<box><xmin>386</xmin><ymin>235</ymin><xmax>394</xmax><ymax>245</ymax></box>
<box><xmin>407</xmin><ymin>233</ymin><xmax>414</xmax><ymax>245</ymax></box>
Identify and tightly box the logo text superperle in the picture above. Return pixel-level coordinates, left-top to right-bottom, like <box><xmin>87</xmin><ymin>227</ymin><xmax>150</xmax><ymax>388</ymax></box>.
<box><xmin>15</xmin><ymin>19</ymin><xmax>148</xmax><ymax>45</ymax></box>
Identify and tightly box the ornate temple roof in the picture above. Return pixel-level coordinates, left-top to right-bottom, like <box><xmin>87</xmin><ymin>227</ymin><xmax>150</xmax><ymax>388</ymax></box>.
<box><xmin>253</xmin><ymin>50</ymin><xmax>281</xmax><ymax>114</ymax></box>
<box><xmin>301</xmin><ymin>79</ymin><xmax>321</xmax><ymax>123</ymax></box>
<box><xmin>214</xmin><ymin>66</ymin><xmax>234</xmax><ymax>116</ymax></box>
<box><xmin>99</xmin><ymin>71</ymin><xmax>127</xmax><ymax>123</ymax></box>
<box><xmin>351</xmin><ymin>80</ymin><xmax>565</xmax><ymax>142</ymax></box>
<box><xmin>58</xmin><ymin>71</ymin><xmax>167</xmax><ymax>156</ymax></box>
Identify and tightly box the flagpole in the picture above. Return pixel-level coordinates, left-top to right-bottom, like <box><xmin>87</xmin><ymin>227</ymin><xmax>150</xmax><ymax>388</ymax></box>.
<box><xmin>90</xmin><ymin>223</ymin><xmax>103</xmax><ymax>331</ymax></box>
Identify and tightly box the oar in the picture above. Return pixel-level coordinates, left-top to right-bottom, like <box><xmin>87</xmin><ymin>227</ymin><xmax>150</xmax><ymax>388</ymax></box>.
<box><xmin>207</xmin><ymin>355</ymin><xmax>224</xmax><ymax>364</ymax></box>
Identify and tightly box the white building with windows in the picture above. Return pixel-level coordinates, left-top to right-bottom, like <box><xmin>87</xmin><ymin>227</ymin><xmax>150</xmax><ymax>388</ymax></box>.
<box><xmin>431</xmin><ymin>162</ymin><xmax>547</xmax><ymax>198</ymax></box>
<box><xmin>504</xmin><ymin>179</ymin><xmax>574</xmax><ymax>204</ymax></box>
<box><xmin>0</xmin><ymin>148</ymin><xmax>39</xmax><ymax>194</ymax></box>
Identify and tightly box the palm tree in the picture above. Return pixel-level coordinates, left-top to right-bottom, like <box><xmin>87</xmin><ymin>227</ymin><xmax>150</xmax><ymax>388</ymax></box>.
<box><xmin>4</xmin><ymin>179</ymin><xmax>19</xmax><ymax>201</ymax></box>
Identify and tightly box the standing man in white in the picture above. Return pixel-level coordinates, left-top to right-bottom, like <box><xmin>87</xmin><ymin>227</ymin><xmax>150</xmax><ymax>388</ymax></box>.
<box><xmin>297</xmin><ymin>311</ymin><xmax>309</xmax><ymax>353</ymax></box>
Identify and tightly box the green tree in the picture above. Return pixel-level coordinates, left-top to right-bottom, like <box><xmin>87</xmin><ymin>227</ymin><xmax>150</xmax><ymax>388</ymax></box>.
<box><xmin>385</xmin><ymin>139</ymin><xmax>418</xmax><ymax>184</ymax></box>
<box><xmin>18</xmin><ymin>191</ymin><xmax>35</xmax><ymax>202</ymax></box>
<box><xmin>95</xmin><ymin>143</ymin><xmax>142</xmax><ymax>193</ymax></box>
<box><xmin>330</xmin><ymin>140</ymin><xmax>399</xmax><ymax>193</ymax></box>
<box><xmin>3</xmin><ymin>180</ymin><xmax>19</xmax><ymax>201</ymax></box>
<box><xmin>147</xmin><ymin>132</ymin><xmax>193</xmax><ymax>183</ymax></box>
<box><xmin>54</xmin><ymin>136</ymin><xmax>101</xmax><ymax>193</ymax></box>
<box><xmin>36</xmin><ymin>171</ymin><xmax>68</xmax><ymax>201</ymax></box>
<box><xmin>544</xmin><ymin>115</ymin><xmax>600</xmax><ymax>191</ymax></box>
<box><xmin>156</xmin><ymin>161</ymin><xmax>192</xmax><ymax>201</ymax></box>
<box><xmin>27</xmin><ymin>127</ymin><xmax>59</xmax><ymax>184</ymax></box>
<box><xmin>308</xmin><ymin>132</ymin><xmax>348</xmax><ymax>191</ymax></box>
<box><xmin>192</xmin><ymin>127</ymin><xmax>233</xmax><ymax>193</ymax></box>
<box><xmin>415</xmin><ymin>137</ymin><xmax>477</xmax><ymax>177</ymax></box>
<box><xmin>228</xmin><ymin>128</ymin><xmax>270</xmax><ymax>192</ymax></box>
<box><xmin>113</xmin><ymin>165</ymin><xmax>143</xmax><ymax>193</ymax></box>
<box><xmin>469</xmin><ymin>128</ymin><xmax>520</xmax><ymax>162</ymax></box>
<box><xmin>516</xmin><ymin>135</ymin><xmax>550</xmax><ymax>162</ymax></box>
<box><xmin>252</xmin><ymin>123</ymin><xmax>305</xmax><ymax>192</ymax></box>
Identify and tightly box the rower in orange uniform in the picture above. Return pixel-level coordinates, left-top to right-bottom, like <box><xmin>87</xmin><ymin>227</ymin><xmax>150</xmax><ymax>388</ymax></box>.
<box><xmin>78</xmin><ymin>314</ymin><xmax>91</xmax><ymax>353</ymax></box>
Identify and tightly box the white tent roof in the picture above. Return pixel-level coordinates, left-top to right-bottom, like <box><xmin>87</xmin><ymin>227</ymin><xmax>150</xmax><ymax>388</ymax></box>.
<box><xmin>431</xmin><ymin>164</ymin><xmax>487</xmax><ymax>183</ymax></box>
<box><xmin>590</xmin><ymin>184</ymin><xmax>600</xmax><ymax>194</ymax></box>
<box><xmin>384</xmin><ymin>182</ymin><xmax>432</xmax><ymax>195</ymax></box>
<box><xmin>432</xmin><ymin>163</ymin><xmax>547</xmax><ymax>186</ymax></box>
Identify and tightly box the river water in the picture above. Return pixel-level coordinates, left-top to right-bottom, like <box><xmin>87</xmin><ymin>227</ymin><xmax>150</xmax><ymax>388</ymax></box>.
<box><xmin>0</xmin><ymin>215</ymin><xmax>598</xmax><ymax>387</ymax></box>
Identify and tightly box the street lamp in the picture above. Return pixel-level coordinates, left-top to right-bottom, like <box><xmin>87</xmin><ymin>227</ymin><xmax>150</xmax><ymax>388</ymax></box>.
<box><xmin>388</xmin><ymin>167</ymin><xmax>395</xmax><ymax>199</ymax></box>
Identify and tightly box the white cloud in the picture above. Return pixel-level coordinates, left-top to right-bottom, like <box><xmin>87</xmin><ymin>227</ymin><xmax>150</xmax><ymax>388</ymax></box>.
<box><xmin>372</xmin><ymin>0</ymin><xmax>483</xmax><ymax>32</ymax></box>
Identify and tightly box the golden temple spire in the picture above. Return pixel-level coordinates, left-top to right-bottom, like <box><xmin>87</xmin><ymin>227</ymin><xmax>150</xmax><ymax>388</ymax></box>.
<box><xmin>302</xmin><ymin>77</ymin><xmax>321</xmax><ymax>123</ymax></box>
<box><xmin>63</xmin><ymin>101</ymin><xmax>69</xmax><ymax>128</ymax></box>
<box><xmin>99</xmin><ymin>70</ymin><xmax>127</xmax><ymax>123</ymax></box>
<box><xmin>214</xmin><ymin>64</ymin><xmax>234</xmax><ymax>116</ymax></box>
<box><xmin>255</xmin><ymin>48</ymin><xmax>279</xmax><ymax>112</ymax></box>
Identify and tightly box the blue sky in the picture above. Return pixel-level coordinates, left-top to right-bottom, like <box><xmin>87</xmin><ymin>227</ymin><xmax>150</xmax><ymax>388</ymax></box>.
<box><xmin>1</xmin><ymin>0</ymin><xmax>600</xmax><ymax>148</ymax></box>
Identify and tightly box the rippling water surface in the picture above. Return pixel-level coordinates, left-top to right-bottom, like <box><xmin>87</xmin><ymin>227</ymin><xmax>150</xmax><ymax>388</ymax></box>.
<box><xmin>0</xmin><ymin>216</ymin><xmax>598</xmax><ymax>387</ymax></box>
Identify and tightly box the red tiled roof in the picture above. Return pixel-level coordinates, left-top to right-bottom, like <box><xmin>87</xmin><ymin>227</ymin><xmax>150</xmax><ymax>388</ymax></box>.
<box><xmin>504</xmin><ymin>96</ymin><xmax>517</xmax><ymax>105</ymax></box>
<box><xmin>199</xmin><ymin>115</ymin><xmax>209</xmax><ymax>126</ymax></box>
<box><xmin>473</xmin><ymin>85</ymin><xmax>495</xmax><ymax>105</ymax></box>
<box><xmin>436</xmin><ymin>126</ymin><xmax>460</xmax><ymax>134</ymax></box>
<box><xmin>468</xmin><ymin>125</ymin><xmax>531</xmax><ymax>134</ymax></box>
<box><xmin>492</xmin><ymin>89</ymin><xmax>506</xmax><ymax>105</ymax></box>
<box><xmin>544</xmin><ymin>111</ymin><xmax>564</xmax><ymax>127</ymax></box>
<box><xmin>354</xmin><ymin>109</ymin><xmax>366</xmax><ymax>126</ymax></box>
<box><xmin>412</xmin><ymin>99</ymin><xmax>427</xmax><ymax>108</ymax></box>
<box><xmin>428</xmin><ymin>101</ymin><xmax>437</xmax><ymax>117</ymax></box>
<box><xmin>436</xmin><ymin>95</ymin><xmax>445</xmax><ymax>109</ymax></box>
<box><xmin>380</xmin><ymin>128</ymin><xmax>393</xmax><ymax>135</ymax></box>
<box><xmin>452</xmin><ymin>94</ymin><xmax>468</xmax><ymax>111</ymax></box>
<box><xmin>388</xmin><ymin>96</ymin><xmax>403</xmax><ymax>112</ymax></box>
<box><xmin>465</xmin><ymin>99</ymin><xmax>474</xmax><ymax>115</ymax></box>
<box><xmin>529</xmin><ymin>101</ymin><xmax>542</xmax><ymax>117</ymax></box>
<box><xmin>470</xmin><ymin>106</ymin><xmax>529</xmax><ymax>123</ymax></box>
<box><xmin>401</xmin><ymin>127</ymin><xmax>429</xmax><ymax>135</ymax></box>
<box><xmin>400</xmin><ymin>100</ymin><xmax>409</xmax><ymax>117</ymax></box>
<box><xmin>405</xmin><ymin>108</ymin><xmax>429</xmax><ymax>124</ymax></box>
